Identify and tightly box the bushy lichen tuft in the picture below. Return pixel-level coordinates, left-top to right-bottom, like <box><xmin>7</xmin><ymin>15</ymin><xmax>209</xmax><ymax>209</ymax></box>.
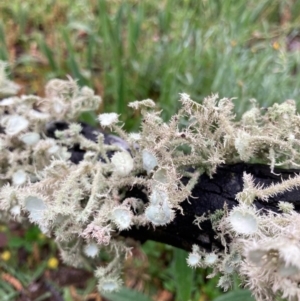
<box><xmin>2</xmin><ymin>61</ymin><xmax>300</xmax><ymax>299</ymax></box>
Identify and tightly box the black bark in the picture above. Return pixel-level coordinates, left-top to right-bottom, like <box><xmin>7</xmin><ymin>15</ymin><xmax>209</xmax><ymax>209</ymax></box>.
<box><xmin>47</xmin><ymin>122</ymin><xmax>300</xmax><ymax>252</ymax></box>
<box><xmin>121</xmin><ymin>163</ymin><xmax>300</xmax><ymax>252</ymax></box>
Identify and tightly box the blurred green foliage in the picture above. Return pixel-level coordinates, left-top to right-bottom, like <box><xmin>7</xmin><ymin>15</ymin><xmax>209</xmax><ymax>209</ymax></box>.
<box><xmin>1</xmin><ymin>0</ymin><xmax>300</xmax><ymax>130</ymax></box>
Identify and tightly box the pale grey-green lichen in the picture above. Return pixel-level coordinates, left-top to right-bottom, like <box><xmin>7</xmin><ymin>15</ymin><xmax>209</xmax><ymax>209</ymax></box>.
<box><xmin>2</xmin><ymin>60</ymin><xmax>300</xmax><ymax>300</ymax></box>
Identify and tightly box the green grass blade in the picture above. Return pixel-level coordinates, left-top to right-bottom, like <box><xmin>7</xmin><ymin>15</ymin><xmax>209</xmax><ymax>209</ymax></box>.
<box><xmin>0</xmin><ymin>23</ymin><xmax>8</xmax><ymax>61</ymax></box>
<box><xmin>62</xmin><ymin>28</ymin><xmax>88</xmax><ymax>86</ymax></box>
<box><xmin>173</xmin><ymin>248</ymin><xmax>194</xmax><ymax>301</ymax></box>
<box><xmin>102</xmin><ymin>287</ymin><xmax>152</xmax><ymax>301</ymax></box>
<box><xmin>38</xmin><ymin>37</ymin><xmax>59</xmax><ymax>73</ymax></box>
<box><xmin>213</xmin><ymin>289</ymin><xmax>255</xmax><ymax>301</ymax></box>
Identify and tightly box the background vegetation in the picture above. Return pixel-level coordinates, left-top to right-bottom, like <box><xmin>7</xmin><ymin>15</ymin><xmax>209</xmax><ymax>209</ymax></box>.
<box><xmin>0</xmin><ymin>0</ymin><xmax>299</xmax><ymax>300</ymax></box>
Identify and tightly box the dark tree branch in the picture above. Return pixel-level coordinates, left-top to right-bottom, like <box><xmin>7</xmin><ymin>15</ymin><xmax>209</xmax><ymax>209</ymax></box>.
<box><xmin>48</xmin><ymin>122</ymin><xmax>300</xmax><ymax>252</ymax></box>
<box><xmin>121</xmin><ymin>163</ymin><xmax>300</xmax><ymax>251</ymax></box>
